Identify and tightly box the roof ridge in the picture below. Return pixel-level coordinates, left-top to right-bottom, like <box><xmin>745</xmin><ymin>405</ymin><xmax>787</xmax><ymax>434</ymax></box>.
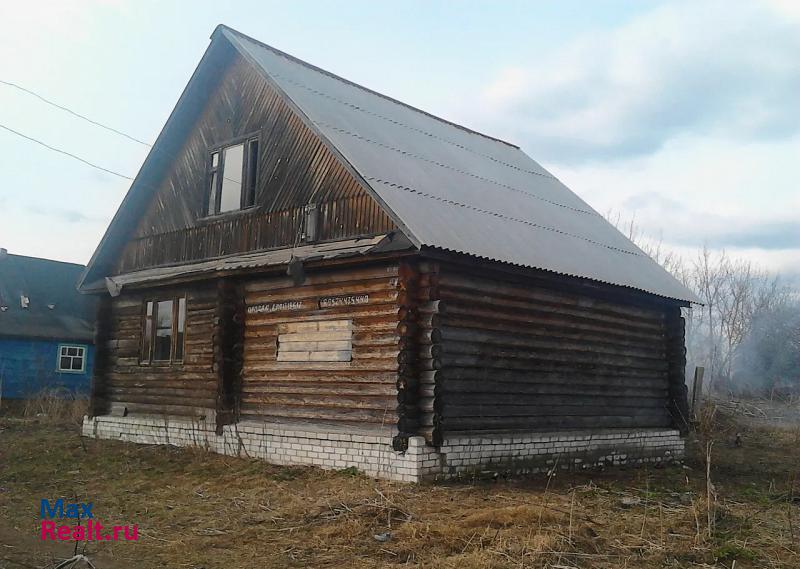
<box><xmin>6</xmin><ymin>253</ymin><xmax>86</xmax><ymax>268</ymax></box>
<box><xmin>214</xmin><ymin>24</ymin><xmax>521</xmax><ymax>150</ymax></box>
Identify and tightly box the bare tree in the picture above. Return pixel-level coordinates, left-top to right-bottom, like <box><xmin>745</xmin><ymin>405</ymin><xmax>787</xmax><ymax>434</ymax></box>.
<box><xmin>605</xmin><ymin>212</ymin><xmax>798</xmax><ymax>395</ymax></box>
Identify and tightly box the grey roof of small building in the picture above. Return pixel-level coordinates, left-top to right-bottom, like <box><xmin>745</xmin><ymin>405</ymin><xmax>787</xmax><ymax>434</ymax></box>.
<box><xmin>221</xmin><ymin>26</ymin><xmax>699</xmax><ymax>304</ymax></box>
<box><xmin>0</xmin><ymin>253</ymin><xmax>95</xmax><ymax>342</ymax></box>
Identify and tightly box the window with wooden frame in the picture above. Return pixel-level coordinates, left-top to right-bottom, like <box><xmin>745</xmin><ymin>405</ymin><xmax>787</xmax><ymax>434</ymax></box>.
<box><xmin>140</xmin><ymin>297</ymin><xmax>186</xmax><ymax>364</ymax></box>
<box><xmin>206</xmin><ymin>135</ymin><xmax>259</xmax><ymax>216</ymax></box>
<box><xmin>57</xmin><ymin>344</ymin><xmax>86</xmax><ymax>373</ymax></box>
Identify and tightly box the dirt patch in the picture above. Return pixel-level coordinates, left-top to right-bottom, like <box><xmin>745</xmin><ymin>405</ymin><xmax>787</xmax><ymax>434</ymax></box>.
<box><xmin>0</xmin><ymin>404</ymin><xmax>798</xmax><ymax>569</ymax></box>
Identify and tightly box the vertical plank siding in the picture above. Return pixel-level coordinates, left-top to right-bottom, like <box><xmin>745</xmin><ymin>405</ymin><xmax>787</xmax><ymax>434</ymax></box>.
<box><xmin>96</xmin><ymin>285</ymin><xmax>218</xmax><ymax>418</ymax></box>
<box><xmin>419</xmin><ymin>261</ymin><xmax>682</xmax><ymax>442</ymax></box>
<box><xmin>115</xmin><ymin>53</ymin><xmax>395</xmax><ymax>274</ymax></box>
<box><xmin>239</xmin><ymin>262</ymin><xmax>405</xmax><ymax>428</ymax></box>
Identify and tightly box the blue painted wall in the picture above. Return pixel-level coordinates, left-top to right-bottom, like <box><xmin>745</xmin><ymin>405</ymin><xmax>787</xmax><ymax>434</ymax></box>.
<box><xmin>0</xmin><ymin>339</ymin><xmax>94</xmax><ymax>399</ymax></box>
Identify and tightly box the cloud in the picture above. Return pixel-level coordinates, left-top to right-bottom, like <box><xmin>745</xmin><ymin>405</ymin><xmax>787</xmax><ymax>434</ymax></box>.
<box><xmin>693</xmin><ymin>221</ymin><xmax>800</xmax><ymax>250</ymax></box>
<box><xmin>25</xmin><ymin>205</ymin><xmax>99</xmax><ymax>224</ymax></box>
<box><xmin>476</xmin><ymin>0</ymin><xmax>800</xmax><ymax>164</ymax></box>
<box><xmin>615</xmin><ymin>194</ymin><xmax>799</xmax><ymax>250</ymax></box>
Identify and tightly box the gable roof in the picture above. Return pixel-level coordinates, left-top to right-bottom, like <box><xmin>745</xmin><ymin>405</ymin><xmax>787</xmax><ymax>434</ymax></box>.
<box><xmin>225</xmin><ymin>27</ymin><xmax>699</xmax><ymax>304</ymax></box>
<box><xmin>81</xmin><ymin>25</ymin><xmax>699</xmax><ymax>304</ymax></box>
<box><xmin>0</xmin><ymin>252</ymin><xmax>95</xmax><ymax>342</ymax></box>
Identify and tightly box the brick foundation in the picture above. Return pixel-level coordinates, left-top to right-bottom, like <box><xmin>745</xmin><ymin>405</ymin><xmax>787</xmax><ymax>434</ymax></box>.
<box><xmin>436</xmin><ymin>429</ymin><xmax>685</xmax><ymax>478</ymax></box>
<box><xmin>82</xmin><ymin>415</ymin><xmax>683</xmax><ymax>482</ymax></box>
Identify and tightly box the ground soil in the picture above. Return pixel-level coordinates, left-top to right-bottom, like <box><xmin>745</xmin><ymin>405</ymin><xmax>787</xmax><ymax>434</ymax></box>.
<box><xmin>1</xmin><ymin>401</ymin><xmax>798</xmax><ymax>569</ymax></box>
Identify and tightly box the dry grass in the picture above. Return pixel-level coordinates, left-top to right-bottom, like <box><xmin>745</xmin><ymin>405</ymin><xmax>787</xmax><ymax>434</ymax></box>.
<box><xmin>0</xmin><ymin>403</ymin><xmax>798</xmax><ymax>569</ymax></box>
<box><xmin>20</xmin><ymin>390</ymin><xmax>88</xmax><ymax>426</ymax></box>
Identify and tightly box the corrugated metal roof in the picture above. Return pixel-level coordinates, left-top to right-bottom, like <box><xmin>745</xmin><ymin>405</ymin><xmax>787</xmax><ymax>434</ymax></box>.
<box><xmin>0</xmin><ymin>254</ymin><xmax>95</xmax><ymax>341</ymax></box>
<box><xmin>222</xmin><ymin>27</ymin><xmax>699</xmax><ymax>304</ymax></box>
<box><xmin>83</xmin><ymin>235</ymin><xmax>390</xmax><ymax>294</ymax></box>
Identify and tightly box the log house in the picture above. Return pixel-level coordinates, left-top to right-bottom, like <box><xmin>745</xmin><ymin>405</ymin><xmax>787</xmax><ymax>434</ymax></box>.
<box><xmin>80</xmin><ymin>26</ymin><xmax>699</xmax><ymax>481</ymax></box>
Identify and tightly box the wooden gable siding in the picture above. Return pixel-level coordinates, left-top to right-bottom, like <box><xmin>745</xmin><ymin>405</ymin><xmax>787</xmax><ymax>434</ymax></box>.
<box><xmin>115</xmin><ymin>53</ymin><xmax>395</xmax><ymax>274</ymax></box>
<box><xmin>240</xmin><ymin>262</ymin><xmax>412</xmax><ymax>429</ymax></box>
<box><xmin>413</xmin><ymin>260</ymin><xmax>684</xmax><ymax>443</ymax></box>
<box><xmin>93</xmin><ymin>285</ymin><xmax>218</xmax><ymax>418</ymax></box>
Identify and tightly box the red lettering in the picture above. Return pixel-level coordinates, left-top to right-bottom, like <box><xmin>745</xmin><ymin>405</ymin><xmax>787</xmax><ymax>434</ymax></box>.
<box><xmin>40</xmin><ymin>521</ymin><xmax>56</xmax><ymax>540</ymax></box>
<box><xmin>94</xmin><ymin>522</ymin><xmax>103</xmax><ymax>541</ymax></box>
<box><xmin>113</xmin><ymin>526</ymin><xmax>122</xmax><ymax>540</ymax></box>
<box><xmin>57</xmin><ymin>525</ymin><xmax>71</xmax><ymax>540</ymax></box>
<box><xmin>124</xmin><ymin>525</ymin><xmax>138</xmax><ymax>541</ymax></box>
<box><xmin>72</xmin><ymin>525</ymin><xmax>86</xmax><ymax>540</ymax></box>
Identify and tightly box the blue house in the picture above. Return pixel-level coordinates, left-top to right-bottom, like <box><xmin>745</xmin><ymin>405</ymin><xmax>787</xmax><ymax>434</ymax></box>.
<box><xmin>0</xmin><ymin>249</ymin><xmax>96</xmax><ymax>399</ymax></box>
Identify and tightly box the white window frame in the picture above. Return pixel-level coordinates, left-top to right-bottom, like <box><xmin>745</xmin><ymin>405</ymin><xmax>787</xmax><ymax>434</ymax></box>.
<box><xmin>57</xmin><ymin>344</ymin><xmax>87</xmax><ymax>373</ymax></box>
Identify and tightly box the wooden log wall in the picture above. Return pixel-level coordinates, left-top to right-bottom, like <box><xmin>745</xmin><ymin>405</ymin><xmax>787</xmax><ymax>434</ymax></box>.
<box><xmin>215</xmin><ymin>279</ymin><xmax>245</xmax><ymax>432</ymax></box>
<box><xmin>394</xmin><ymin>261</ymin><xmax>421</xmax><ymax>449</ymax></box>
<box><xmin>114</xmin><ymin>51</ymin><xmax>395</xmax><ymax>275</ymax></box>
<box><xmin>421</xmin><ymin>261</ymin><xmax>683</xmax><ymax>442</ymax></box>
<box><xmin>240</xmin><ymin>262</ymin><xmax>407</xmax><ymax>429</ymax></box>
<box><xmin>412</xmin><ymin>261</ymin><xmax>442</xmax><ymax>443</ymax></box>
<box><xmin>96</xmin><ymin>285</ymin><xmax>218</xmax><ymax>418</ymax></box>
<box><xmin>665</xmin><ymin>307</ymin><xmax>690</xmax><ymax>434</ymax></box>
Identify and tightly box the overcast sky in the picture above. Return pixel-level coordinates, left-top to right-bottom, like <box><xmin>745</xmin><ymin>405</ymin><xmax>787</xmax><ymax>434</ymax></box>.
<box><xmin>0</xmin><ymin>0</ymin><xmax>797</xmax><ymax>281</ymax></box>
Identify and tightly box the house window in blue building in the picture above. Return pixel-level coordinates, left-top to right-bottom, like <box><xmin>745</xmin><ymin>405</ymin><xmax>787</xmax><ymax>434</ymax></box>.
<box><xmin>58</xmin><ymin>345</ymin><xmax>86</xmax><ymax>373</ymax></box>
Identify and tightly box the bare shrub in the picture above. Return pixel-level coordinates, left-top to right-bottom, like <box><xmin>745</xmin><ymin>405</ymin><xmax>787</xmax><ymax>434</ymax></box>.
<box><xmin>696</xmin><ymin>401</ymin><xmax>718</xmax><ymax>440</ymax></box>
<box><xmin>22</xmin><ymin>389</ymin><xmax>88</xmax><ymax>426</ymax></box>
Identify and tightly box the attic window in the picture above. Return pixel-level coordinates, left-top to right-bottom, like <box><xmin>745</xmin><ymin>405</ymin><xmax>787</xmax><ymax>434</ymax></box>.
<box><xmin>207</xmin><ymin>137</ymin><xmax>259</xmax><ymax>215</ymax></box>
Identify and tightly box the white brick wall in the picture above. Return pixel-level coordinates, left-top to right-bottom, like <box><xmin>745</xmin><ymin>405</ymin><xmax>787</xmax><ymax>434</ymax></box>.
<box><xmin>435</xmin><ymin>429</ymin><xmax>684</xmax><ymax>478</ymax></box>
<box><xmin>82</xmin><ymin>416</ymin><xmax>683</xmax><ymax>482</ymax></box>
<box><xmin>81</xmin><ymin>415</ymin><xmax>437</xmax><ymax>482</ymax></box>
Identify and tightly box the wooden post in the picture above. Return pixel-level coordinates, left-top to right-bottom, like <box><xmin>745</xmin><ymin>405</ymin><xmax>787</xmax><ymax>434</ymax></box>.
<box><xmin>690</xmin><ymin>366</ymin><xmax>705</xmax><ymax>420</ymax></box>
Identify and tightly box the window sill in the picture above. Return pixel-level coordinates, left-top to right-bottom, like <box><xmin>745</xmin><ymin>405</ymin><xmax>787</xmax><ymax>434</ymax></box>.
<box><xmin>197</xmin><ymin>206</ymin><xmax>259</xmax><ymax>224</ymax></box>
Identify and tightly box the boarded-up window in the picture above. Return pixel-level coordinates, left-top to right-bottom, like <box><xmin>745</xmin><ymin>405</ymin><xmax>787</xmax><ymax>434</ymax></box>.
<box><xmin>277</xmin><ymin>320</ymin><xmax>352</xmax><ymax>362</ymax></box>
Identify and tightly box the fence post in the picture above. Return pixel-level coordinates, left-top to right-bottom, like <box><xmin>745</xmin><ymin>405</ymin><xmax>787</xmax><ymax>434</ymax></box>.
<box><xmin>691</xmin><ymin>366</ymin><xmax>705</xmax><ymax>420</ymax></box>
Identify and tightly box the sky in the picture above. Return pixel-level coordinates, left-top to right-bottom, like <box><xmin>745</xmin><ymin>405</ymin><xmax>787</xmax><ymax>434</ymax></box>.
<box><xmin>0</xmin><ymin>0</ymin><xmax>797</xmax><ymax>282</ymax></box>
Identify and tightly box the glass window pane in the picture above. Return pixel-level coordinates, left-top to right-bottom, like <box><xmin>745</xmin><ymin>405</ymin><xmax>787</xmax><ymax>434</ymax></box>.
<box><xmin>60</xmin><ymin>356</ymin><xmax>71</xmax><ymax>370</ymax></box>
<box><xmin>142</xmin><ymin>301</ymin><xmax>154</xmax><ymax>362</ymax></box>
<box><xmin>245</xmin><ymin>140</ymin><xmax>259</xmax><ymax>207</ymax></box>
<box><xmin>60</xmin><ymin>346</ymin><xmax>68</xmax><ymax>357</ymax></box>
<box><xmin>68</xmin><ymin>347</ymin><xmax>78</xmax><ymax>356</ymax></box>
<box><xmin>207</xmin><ymin>171</ymin><xmax>218</xmax><ymax>215</ymax></box>
<box><xmin>156</xmin><ymin>300</ymin><xmax>173</xmax><ymax>330</ymax></box>
<box><xmin>219</xmin><ymin>143</ymin><xmax>244</xmax><ymax>213</ymax></box>
<box><xmin>175</xmin><ymin>297</ymin><xmax>186</xmax><ymax>361</ymax></box>
<box><xmin>71</xmin><ymin>357</ymin><xmax>83</xmax><ymax>371</ymax></box>
<box><xmin>211</xmin><ymin>152</ymin><xmax>219</xmax><ymax>168</ymax></box>
<box><xmin>153</xmin><ymin>336</ymin><xmax>172</xmax><ymax>361</ymax></box>
<box><xmin>153</xmin><ymin>300</ymin><xmax>173</xmax><ymax>361</ymax></box>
